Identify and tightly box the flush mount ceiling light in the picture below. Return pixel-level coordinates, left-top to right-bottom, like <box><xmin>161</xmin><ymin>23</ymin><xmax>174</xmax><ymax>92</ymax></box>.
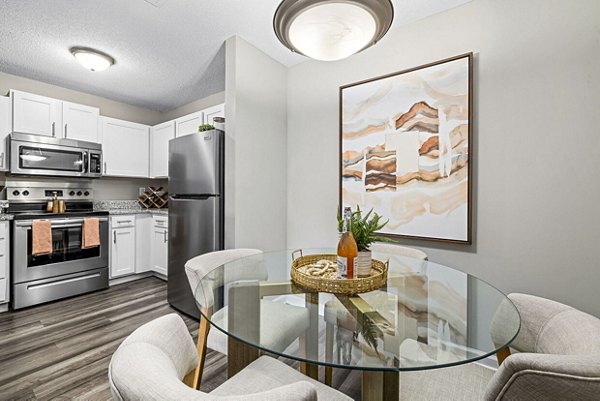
<box><xmin>70</xmin><ymin>47</ymin><xmax>115</xmax><ymax>71</ymax></box>
<box><xmin>273</xmin><ymin>0</ymin><xmax>393</xmax><ymax>61</ymax></box>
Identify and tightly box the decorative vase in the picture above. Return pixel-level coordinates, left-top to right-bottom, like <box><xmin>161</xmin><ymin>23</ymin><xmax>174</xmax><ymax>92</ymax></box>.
<box><xmin>356</xmin><ymin>250</ymin><xmax>372</xmax><ymax>277</ymax></box>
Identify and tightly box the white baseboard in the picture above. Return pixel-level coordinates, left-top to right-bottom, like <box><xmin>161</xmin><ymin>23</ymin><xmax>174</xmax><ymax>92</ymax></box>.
<box><xmin>109</xmin><ymin>271</ymin><xmax>154</xmax><ymax>286</ymax></box>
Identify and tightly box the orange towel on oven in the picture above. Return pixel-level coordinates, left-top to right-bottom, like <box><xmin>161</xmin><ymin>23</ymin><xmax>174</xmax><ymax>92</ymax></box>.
<box><xmin>82</xmin><ymin>218</ymin><xmax>100</xmax><ymax>249</ymax></box>
<box><xmin>32</xmin><ymin>220</ymin><xmax>53</xmax><ymax>256</ymax></box>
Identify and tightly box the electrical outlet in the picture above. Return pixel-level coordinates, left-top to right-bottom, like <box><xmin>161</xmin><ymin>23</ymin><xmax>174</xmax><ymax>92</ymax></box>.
<box><xmin>139</xmin><ymin>187</ymin><xmax>146</xmax><ymax>196</ymax></box>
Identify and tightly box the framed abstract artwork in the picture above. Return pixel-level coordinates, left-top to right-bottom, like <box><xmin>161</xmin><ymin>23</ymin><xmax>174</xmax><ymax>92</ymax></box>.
<box><xmin>339</xmin><ymin>53</ymin><xmax>473</xmax><ymax>244</ymax></box>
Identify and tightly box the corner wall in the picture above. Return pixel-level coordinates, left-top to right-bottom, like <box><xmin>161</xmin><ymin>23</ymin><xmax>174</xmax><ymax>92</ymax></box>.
<box><xmin>225</xmin><ymin>36</ymin><xmax>287</xmax><ymax>251</ymax></box>
<box><xmin>286</xmin><ymin>0</ymin><xmax>600</xmax><ymax>316</ymax></box>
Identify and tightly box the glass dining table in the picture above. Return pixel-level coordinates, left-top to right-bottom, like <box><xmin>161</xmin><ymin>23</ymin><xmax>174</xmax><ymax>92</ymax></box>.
<box><xmin>193</xmin><ymin>249</ymin><xmax>520</xmax><ymax>401</ymax></box>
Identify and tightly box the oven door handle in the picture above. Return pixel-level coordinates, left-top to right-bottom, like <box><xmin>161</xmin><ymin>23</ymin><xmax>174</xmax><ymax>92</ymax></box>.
<box><xmin>15</xmin><ymin>217</ymin><xmax>109</xmax><ymax>228</ymax></box>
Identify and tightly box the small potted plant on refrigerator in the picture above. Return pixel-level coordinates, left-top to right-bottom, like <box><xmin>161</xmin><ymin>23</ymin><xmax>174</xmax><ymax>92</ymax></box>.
<box><xmin>337</xmin><ymin>206</ymin><xmax>392</xmax><ymax>277</ymax></box>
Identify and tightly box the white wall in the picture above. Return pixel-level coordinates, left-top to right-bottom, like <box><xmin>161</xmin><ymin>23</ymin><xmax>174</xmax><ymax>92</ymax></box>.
<box><xmin>225</xmin><ymin>36</ymin><xmax>287</xmax><ymax>251</ymax></box>
<box><xmin>287</xmin><ymin>0</ymin><xmax>600</xmax><ymax>316</ymax></box>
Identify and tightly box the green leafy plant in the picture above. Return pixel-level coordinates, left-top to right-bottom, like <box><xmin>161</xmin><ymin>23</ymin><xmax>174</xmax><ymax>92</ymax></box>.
<box><xmin>198</xmin><ymin>124</ymin><xmax>215</xmax><ymax>132</ymax></box>
<box><xmin>337</xmin><ymin>205</ymin><xmax>394</xmax><ymax>252</ymax></box>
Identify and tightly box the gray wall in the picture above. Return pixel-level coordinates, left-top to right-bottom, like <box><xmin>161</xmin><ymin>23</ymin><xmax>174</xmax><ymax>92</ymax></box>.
<box><xmin>162</xmin><ymin>91</ymin><xmax>225</xmax><ymax>121</ymax></box>
<box><xmin>91</xmin><ymin>177</ymin><xmax>167</xmax><ymax>200</ymax></box>
<box><xmin>225</xmin><ymin>36</ymin><xmax>288</xmax><ymax>251</ymax></box>
<box><xmin>0</xmin><ymin>71</ymin><xmax>163</xmax><ymax>125</ymax></box>
<box><xmin>1</xmin><ymin>68</ymin><xmax>222</xmax><ymax>200</ymax></box>
<box><xmin>286</xmin><ymin>0</ymin><xmax>600</xmax><ymax>316</ymax></box>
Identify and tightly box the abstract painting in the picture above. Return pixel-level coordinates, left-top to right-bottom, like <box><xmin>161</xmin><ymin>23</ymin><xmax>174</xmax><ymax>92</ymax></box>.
<box><xmin>340</xmin><ymin>53</ymin><xmax>473</xmax><ymax>243</ymax></box>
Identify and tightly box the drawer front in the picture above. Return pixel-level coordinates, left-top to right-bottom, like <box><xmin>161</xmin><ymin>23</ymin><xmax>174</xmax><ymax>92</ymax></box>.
<box><xmin>12</xmin><ymin>268</ymin><xmax>108</xmax><ymax>309</ymax></box>
<box><xmin>153</xmin><ymin>215</ymin><xmax>168</xmax><ymax>228</ymax></box>
<box><xmin>111</xmin><ymin>215</ymin><xmax>136</xmax><ymax>228</ymax></box>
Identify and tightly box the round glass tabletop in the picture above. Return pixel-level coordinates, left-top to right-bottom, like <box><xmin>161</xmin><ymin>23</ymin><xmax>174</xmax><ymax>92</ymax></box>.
<box><xmin>193</xmin><ymin>249</ymin><xmax>520</xmax><ymax>372</ymax></box>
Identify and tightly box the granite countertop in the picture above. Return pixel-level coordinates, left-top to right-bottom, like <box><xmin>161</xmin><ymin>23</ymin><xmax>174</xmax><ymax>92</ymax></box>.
<box><xmin>93</xmin><ymin>200</ymin><xmax>168</xmax><ymax>216</ymax></box>
<box><xmin>107</xmin><ymin>208</ymin><xmax>168</xmax><ymax>216</ymax></box>
<box><xmin>0</xmin><ymin>200</ymin><xmax>168</xmax><ymax>221</ymax></box>
<box><xmin>0</xmin><ymin>201</ymin><xmax>11</xmax><ymax>220</ymax></box>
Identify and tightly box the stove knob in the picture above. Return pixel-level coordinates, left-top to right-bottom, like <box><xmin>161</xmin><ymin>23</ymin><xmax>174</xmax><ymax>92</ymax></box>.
<box><xmin>69</xmin><ymin>191</ymin><xmax>75</xmax><ymax>196</ymax></box>
<box><xmin>77</xmin><ymin>191</ymin><xmax>83</xmax><ymax>196</ymax></box>
<box><xmin>84</xmin><ymin>191</ymin><xmax>90</xmax><ymax>196</ymax></box>
<box><xmin>22</xmin><ymin>190</ymin><xmax>29</xmax><ymax>196</ymax></box>
<box><xmin>12</xmin><ymin>190</ymin><xmax>20</xmax><ymax>196</ymax></box>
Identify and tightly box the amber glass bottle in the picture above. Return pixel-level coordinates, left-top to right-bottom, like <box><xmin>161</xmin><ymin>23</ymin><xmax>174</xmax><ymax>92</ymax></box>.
<box><xmin>337</xmin><ymin>207</ymin><xmax>357</xmax><ymax>279</ymax></box>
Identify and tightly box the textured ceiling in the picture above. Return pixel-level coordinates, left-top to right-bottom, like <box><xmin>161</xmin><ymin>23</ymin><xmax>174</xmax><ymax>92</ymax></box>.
<box><xmin>0</xmin><ymin>0</ymin><xmax>471</xmax><ymax>112</ymax></box>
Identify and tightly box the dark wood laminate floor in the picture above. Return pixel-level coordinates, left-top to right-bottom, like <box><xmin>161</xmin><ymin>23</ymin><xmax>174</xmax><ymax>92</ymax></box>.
<box><xmin>0</xmin><ymin>277</ymin><xmax>360</xmax><ymax>401</ymax></box>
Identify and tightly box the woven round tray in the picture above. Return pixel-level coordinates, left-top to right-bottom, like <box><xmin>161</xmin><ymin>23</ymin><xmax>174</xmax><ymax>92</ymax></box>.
<box><xmin>291</xmin><ymin>252</ymin><xmax>388</xmax><ymax>295</ymax></box>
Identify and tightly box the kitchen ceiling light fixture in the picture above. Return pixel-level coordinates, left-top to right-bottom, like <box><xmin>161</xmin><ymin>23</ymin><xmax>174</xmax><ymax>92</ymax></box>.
<box><xmin>70</xmin><ymin>47</ymin><xmax>115</xmax><ymax>71</ymax></box>
<box><xmin>273</xmin><ymin>0</ymin><xmax>393</xmax><ymax>61</ymax></box>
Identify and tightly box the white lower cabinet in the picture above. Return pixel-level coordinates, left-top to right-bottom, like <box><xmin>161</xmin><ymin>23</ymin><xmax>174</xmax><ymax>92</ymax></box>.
<box><xmin>109</xmin><ymin>216</ymin><xmax>136</xmax><ymax>278</ymax></box>
<box><xmin>151</xmin><ymin>216</ymin><xmax>168</xmax><ymax>276</ymax></box>
<box><xmin>0</xmin><ymin>221</ymin><xmax>9</xmax><ymax>304</ymax></box>
<box><xmin>110</xmin><ymin>214</ymin><xmax>168</xmax><ymax>280</ymax></box>
<box><xmin>135</xmin><ymin>215</ymin><xmax>152</xmax><ymax>274</ymax></box>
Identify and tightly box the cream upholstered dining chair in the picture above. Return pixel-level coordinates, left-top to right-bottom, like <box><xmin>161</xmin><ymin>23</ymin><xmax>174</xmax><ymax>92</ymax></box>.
<box><xmin>184</xmin><ymin>249</ymin><xmax>310</xmax><ymax>389</ymax></box>
<box><xmin>108</xmin><ymin>314</ymin><xmax>352</xmax><ymax>401</ymax></box>
<box><xmin>395</xmin><ymin>293</ymin><xmax>600</xmax><ymax>400</ymax></box>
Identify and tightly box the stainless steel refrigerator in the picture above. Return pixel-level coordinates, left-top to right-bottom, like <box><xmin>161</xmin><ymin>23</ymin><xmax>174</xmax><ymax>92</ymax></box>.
<box><xmin>167</xmin><ymin>129</ymin><xmax>224</xmax><ymax>318</ymax></box>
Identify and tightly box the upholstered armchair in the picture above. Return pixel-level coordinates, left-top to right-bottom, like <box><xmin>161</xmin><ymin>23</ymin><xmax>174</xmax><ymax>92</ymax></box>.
<box><xmin>483</xmin><ymin>293</ymin><xmax>600</xmax><ymax>400</ymax></box>
<box><xmin>108</xmin><ymin>313</ymin><xmax>351</xmax><ymax>401</ymax></box>
<box><xmin>397</xmin><ymin>293</ymin><xmax>600</xmax><ymax>400</ymax></box>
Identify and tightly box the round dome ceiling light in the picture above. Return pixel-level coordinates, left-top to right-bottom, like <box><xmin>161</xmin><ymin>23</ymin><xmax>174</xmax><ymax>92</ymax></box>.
<box><xmin>70</xmin><ymin>47</ymin><xmax>115</xmax><ymax>72</ymax></box>
<box><xmin>273</xmin><ymin>0</ymin><xmax>394</xmax><ymax>61</ymax></box>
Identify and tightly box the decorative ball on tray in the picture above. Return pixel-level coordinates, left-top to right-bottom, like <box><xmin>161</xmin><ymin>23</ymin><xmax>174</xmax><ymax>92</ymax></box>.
<box><xmin>290</xmin><ymin>206</ymin><xmax>394</xmax><ymax>295</ymax></box>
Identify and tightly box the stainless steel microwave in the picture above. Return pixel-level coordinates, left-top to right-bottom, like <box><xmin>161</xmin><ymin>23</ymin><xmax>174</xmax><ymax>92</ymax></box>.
<box><xmin>9</xmin><ymin>132</ymin><xmax>102</xmax><ymax>178</ymax></box>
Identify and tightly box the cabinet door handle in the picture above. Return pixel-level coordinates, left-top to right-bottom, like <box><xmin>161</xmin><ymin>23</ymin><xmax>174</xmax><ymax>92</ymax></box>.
<box><xmin>64</xmin><ymin>123</ymin><xmax>68</xmax><ymax>138</ymax></box>
<box><xmin>104</xmin><ymin>162</ymin><xmax>107</xmax><ymax>174</ymax></box>
<box><xmin>113</xmin><ymin>230</ymin><xmax>116</xmax><ymax>244</ymax></box>
<box><xmin>0</xmin><ymin>152</ymin><xmax>4</xmax><ymax>169</ymax></box>
<box><xmin>52</xmin><ymin>122</ymin><xmax>56</xmax><ymax>137</ymax></box>
<box><xmin>163</xmin><ymin>231</ymin><xmax>168</xmax><ymax>243</ymax></box>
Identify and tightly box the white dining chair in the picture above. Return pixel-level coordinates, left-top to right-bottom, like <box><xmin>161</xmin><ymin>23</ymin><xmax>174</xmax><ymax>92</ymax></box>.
<box><xmin>184</xmin><ymin>249</ymin><xmax>310</xmax><ymax>389</ymax></box>
<box><xmin>108</xmin><ymin>313</ymin><xmax>352</xmax><ymax>401</ymax></box>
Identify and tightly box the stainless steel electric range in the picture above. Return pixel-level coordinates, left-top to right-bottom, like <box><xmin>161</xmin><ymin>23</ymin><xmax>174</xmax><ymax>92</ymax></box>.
<box><xmin>7</xmin><ymin>182</ymin><xmax>109</xmax><ymax>309</ymax></box>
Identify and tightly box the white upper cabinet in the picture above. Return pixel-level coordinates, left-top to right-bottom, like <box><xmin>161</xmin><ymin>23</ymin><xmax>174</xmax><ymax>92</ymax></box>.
<box><xmin>150</xmin><ymin>120</ymin><xmax>175</xmax><ymax>178</ymax></box>
<box><xmin>203</xmin><ymin>104</ymin><xmax>225</xmax><ymax>125</ymax></box>
<box><xmin>0</xmin><ymin>96</ymin><xmax>11</xmax><ymax>170</ymax></box>
<box><xmin>175</xmin><ymin>110</ymin><xmax>203</xmax><ymax>137</ymax></box>
<box><xmin>100</xmin><ymin>117</ymin><xmax>150</xmax><ymax>178</ymax></box>
<box><xmin>62</xmin><ymin>101</ymin><xmax>99</xmax><ymax>142</ymax></box>
<box><xmin>11</xmin><ymin>90</ymin><xmax>62</xmax><ymax>137</ymax></box>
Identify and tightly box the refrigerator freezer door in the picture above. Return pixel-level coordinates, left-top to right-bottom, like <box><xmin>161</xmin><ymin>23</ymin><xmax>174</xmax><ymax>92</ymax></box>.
<box><xmin>167</xmin><ymin>196</ymin><xmax>222</xmax><ymax>317</ymax></box>
<box><xmin>169</xmin><ymin>130</ymin><xmax>223</xmax><ymax>195</ymax></box>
